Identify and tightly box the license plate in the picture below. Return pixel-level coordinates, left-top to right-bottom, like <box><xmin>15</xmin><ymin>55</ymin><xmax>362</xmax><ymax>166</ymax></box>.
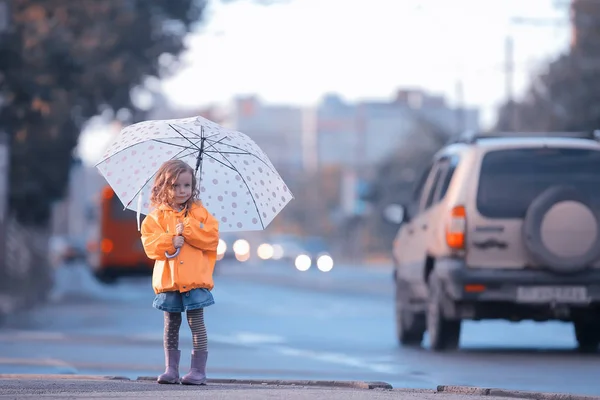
<box><xmin>516</xmin><ymin>286</ymin><xmax>589</xmax><ymax>304</ymax></box>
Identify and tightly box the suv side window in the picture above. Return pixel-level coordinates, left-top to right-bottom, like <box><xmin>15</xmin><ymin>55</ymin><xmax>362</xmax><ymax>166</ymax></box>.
<box><xmin>417</xmin><ymin>154</ymin><xmax>461</xmax><ymax>212</ymax></box>
<box><xmin>408</xmin><ymin>164</ymin><xmax>432</xmax><ymax>218</ymax></box>
<box><xmin>422</xmin><ymin>162</ymin><xmax>446</xmax><ymax>210</ymax></box>
<box><xmin>434</xmin><ymin>154</ymin><xmax>460</xmax><ymax>201</ymax></box>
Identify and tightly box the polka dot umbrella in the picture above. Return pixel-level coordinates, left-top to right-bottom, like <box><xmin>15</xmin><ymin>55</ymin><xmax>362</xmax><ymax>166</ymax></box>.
<box><xmin>95</xmin><ymin>115</ymin><xmax>294</xmax><ymax>232</ymax></box>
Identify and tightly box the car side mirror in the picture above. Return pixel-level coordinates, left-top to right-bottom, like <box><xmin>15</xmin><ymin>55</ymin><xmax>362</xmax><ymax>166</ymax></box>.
<box><xmin>384</xmin><ymin>204</ymin><xmax>407</xmax><ymax>225</ymax></box>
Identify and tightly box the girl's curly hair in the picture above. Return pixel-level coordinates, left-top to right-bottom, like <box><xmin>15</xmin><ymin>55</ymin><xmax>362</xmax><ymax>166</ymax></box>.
<box><xmin>150</xmin><ymin>160</ymin><xmax>199</xmax><ymax>210</ymax></box>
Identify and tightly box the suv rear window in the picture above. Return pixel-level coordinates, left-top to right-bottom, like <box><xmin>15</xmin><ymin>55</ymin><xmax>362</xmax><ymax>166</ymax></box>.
<box><xmin>477</xmin><ymin>147</ymin><xmax>600</xmax><ymax>218</ymax></box>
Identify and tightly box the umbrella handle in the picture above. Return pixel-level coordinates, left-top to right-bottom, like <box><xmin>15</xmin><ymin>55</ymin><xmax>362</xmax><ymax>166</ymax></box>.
<box><xmin>165</xmin><ymin>248</ymin><xmax>181</xmax><ymax>259</ymax></box>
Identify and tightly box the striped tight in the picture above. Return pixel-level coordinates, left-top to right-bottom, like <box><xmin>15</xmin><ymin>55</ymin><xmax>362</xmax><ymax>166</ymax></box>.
<box><xmin>163</xmin><ymin>309</ymin><xmax>207</xmax><ymax>351</ymax></box>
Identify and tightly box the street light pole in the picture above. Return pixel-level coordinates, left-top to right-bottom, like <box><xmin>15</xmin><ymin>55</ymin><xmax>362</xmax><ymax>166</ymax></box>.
<box><xmin>0</xmin><ymin>133</ymin><xmax>8</xmax><ymax>281</ymax></box>
<box><xmin>505</xmin><ymin>35</ymin><xmax>516</xmax><ymax>131</ymax></box>
<box><xmin>0</xmin><ymin>0</ymin><xmax>11</xmax><ymax>283</ymax></box>
<box><xmin>0</xmin><ymin>0</ymin><xmax>8</xmax><ymax>33</ymax></box>
<box><xmin>507</xmin><ymin>15</ymin><xmax>569</xmax><ymax>131</ymax></box>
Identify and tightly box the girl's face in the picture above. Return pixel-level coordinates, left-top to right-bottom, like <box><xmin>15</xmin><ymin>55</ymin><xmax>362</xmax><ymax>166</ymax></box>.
<box><xmin>172</xmin><ymin>171</ymin><xmax>193</xmax><ymax>206</ymax></box>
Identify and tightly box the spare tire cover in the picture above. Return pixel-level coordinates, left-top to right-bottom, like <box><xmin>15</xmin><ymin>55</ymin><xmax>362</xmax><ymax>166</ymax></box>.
<box><xmin>522</xmin><ymin>185</ymin><xmax>600</xmax><ymax>274</ymax></box>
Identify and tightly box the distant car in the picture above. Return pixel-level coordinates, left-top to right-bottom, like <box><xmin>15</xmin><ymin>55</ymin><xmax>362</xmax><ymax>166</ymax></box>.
<box><xmin>49</xmin><ymin>235</ymin><xmax>86</xmax><ymax>267</ymax></box>
<box><xmin>216</xmin><ymin>233</ymin><xmax>238</xmax><ymax>261</ymax></box>
<box><xmin>302</xmin><ymin>236</ymin><xmax>334</xmax><ymax>272</ymax></box>
<box><xmin>389</xmin><ymin>131</ymin><xmax>600</xmax><ymax>352</ymax></box>
<box><xmin>217</xmin><ymin>233</ymin><xmax>263</xmax><ymax>263</ymax></box>
<box><xmin>265</xmin><ymin>235</ymin><xmax>334</xmax><ymax>272</ymax></box>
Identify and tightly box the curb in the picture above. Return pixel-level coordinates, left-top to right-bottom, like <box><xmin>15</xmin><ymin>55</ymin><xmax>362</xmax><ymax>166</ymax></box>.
<box><xmin>437</xmin><ymin>385</ymin><xmax>600</xmax><ymax>400</ymax></box>
<box><xmin>137</xmin><ymin>376</ymin><xmax>392</xmax><ymax>389</ymax></box>
<box><xmin>0</xmin><ymin>295</ymin><xmax>21</xmax><ymax>323</ymax></box>
<box><xmin>0</xmin><ymin>374</ymin><xmax>392</xmax><ymax>390</ymax></box>
<box><xmin>213</xmin><ymin>378</ymin><xmax>393</xmax><ymax>390</ymax></box>
<box><xmin>0</xmin><ymin>374</ymin><xmax>130</xmax><ymax>381</ymax></box>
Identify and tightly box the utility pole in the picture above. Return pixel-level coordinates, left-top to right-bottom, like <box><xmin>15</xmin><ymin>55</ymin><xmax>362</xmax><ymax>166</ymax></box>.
<box><xmin>301</xmin><ymin>107</ymin><xmax>318</xmax><ymax>175</ymax></box>
<box><xmin>352</xmin><ymin>104</ymin><xmax>368</xmax><ymax>262</ymax></box>
<box><xmin>506</xmin><ymin>15</ymin><xmax>569</xmax><ymax>131</ymax></box>
<box><xmin>505</xmin><ymin>35</ymin><xmax>516</xmax><ymax>131</ymax></box>
<box><xmin>301</xmin><ymin>106</ymin><xmax>320</xmax><ymax>235</ymax></box>
<box><xmin>455</xmin><ymin>78</ymin><xmax>466</xmax><ymax>134</ymax></box>
<box><xmin>0</xmin><ymin>133</ymin><xmax>8</xmax><ymax>284</ymax></box>
<box><xmin>0</xmin><ymin>0</ymin><xmax>11</xmax><ymax>286</ymax></box>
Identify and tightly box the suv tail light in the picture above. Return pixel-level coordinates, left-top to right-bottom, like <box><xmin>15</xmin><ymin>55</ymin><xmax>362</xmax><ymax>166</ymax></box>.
<box><xmin>446</xmin><ymin>205</ymin><xmax>466</xmax><ymax>250</ymax></box>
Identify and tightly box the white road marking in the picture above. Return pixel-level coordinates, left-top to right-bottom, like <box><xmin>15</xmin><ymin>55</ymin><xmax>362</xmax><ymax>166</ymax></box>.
<box><xmin>0</xmin><ymin>357</ymin><xmax>78</xmax><ymax>374</ymax></box>
<box><xmin>0</xmin><ymin>329</ymin><xmax>402</xmax><ymax>376</ymax></box>
<box><xmin>210</xmin><ymin>332</ymin><xmax>402</xmax><ymax>375</ymax></box>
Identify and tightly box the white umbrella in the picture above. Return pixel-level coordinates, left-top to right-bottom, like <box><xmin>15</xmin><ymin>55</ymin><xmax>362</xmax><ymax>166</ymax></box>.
<box><xmin>95</xmin><ymin>115</ymin><xmax>294</xmax><ymax>232</ymax></box>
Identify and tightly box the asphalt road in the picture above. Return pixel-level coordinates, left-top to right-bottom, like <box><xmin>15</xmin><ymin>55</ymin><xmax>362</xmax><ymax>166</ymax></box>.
<box><xmin>0</xmin><ymin>378</ymin><xmax>519</xmax><ymax>400</ymax></box>
<box><xmin>0</xmin><ymin>260</ymin><xmax>599</xmax><ymax>396</ymax></box>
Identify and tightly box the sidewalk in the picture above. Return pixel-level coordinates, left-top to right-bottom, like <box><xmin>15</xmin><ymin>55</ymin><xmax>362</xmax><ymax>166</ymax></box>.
<box><xmin>0</xmin><ymin>375</ymin><xmax>598</xmax><ymax>400</ymax></box>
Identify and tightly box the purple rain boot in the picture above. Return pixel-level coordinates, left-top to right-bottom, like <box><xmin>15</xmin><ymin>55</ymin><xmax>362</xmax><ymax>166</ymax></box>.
<box><xmin>181</xmin><ymin>350</ymin><xmax>208</xmax><ymax>385</ymax></box>
<box><xmin>157</xmin><ymin>349</ymin><xmax>180</xmax><ymax>384</ymax></box>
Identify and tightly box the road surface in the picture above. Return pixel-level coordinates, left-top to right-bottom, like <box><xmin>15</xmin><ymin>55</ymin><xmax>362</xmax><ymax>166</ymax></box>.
<box><xmin>0</xmin><ymin>260</ymin><xmax>598</xmax><ymax>396</ymax></box>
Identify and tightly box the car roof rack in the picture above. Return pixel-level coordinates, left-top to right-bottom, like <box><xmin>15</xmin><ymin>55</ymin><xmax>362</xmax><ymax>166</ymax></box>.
<box><xmin>450</xmin><ymin>130</ymin><xmax>600</xmax><ymax>144</ymax></box>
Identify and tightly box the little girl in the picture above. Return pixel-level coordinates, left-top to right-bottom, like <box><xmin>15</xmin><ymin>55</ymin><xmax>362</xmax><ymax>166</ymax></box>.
<box><xmin>140</xmin><ymin>159</ymin><xmax>219</xmax><ymax>385</ymax></box>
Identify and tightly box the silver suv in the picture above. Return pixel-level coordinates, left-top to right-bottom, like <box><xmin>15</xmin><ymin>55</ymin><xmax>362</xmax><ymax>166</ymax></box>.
<box><xmin>390</xmin><ymin>132</ymin><xmax>600</xmax><ymax>352</ymax></box>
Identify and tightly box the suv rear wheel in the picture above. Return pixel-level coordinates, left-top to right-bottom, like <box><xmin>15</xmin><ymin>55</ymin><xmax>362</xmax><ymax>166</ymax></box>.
<box><xmin>395</xmin><ymin>284</ymin><xmax>426</xmax><ymax>346</ymax></box>
<box><xmin>574</xmin><ymin>319</ymin><xmax>600</xmax><ymax>353</ymax></box>
<box><xmin>427</xmin><ymin>276</ymin><xmax>461</xmax><ymax>351</ymax></box>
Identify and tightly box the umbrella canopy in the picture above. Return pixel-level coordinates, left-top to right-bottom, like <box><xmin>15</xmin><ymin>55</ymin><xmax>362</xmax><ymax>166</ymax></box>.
<box><xmin>95</xmin><ymin>116</ymin><xmax>293</xmax><ymax>232</ymax></box>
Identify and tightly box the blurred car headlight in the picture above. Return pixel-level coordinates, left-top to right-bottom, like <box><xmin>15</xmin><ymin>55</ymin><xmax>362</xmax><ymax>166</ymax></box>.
<box><xmin>257</xmin><ymin>243</ymin><xmax>274</xmax><ymax>260</ymax></box>
<box><xmin>271</xmin><ymin>244</ymin><xmax>284</xmax><ymax>260</ymax></box>
<box><xmin>295</xmin><ymin>254</ymin><xmax>311</xmax><ymax>271</ymax></box>
<box><xmin>317</xmin><ymin>254</ymin><xmax>334</xmax><ymax>272</ymax></box>
<box><xmin>233</xmin><ymin>239</ymin><xmax>250</xmax><ymax>255</ymax></box>
<box><xmin>235</xmin><ymin>251</ymin><xmax>251</xmax><ymax>262</ymax></box>
<box><xmin>217</xmin><ymin>239</ymin><xmax>227</xmax><ymax>256</ymax></box>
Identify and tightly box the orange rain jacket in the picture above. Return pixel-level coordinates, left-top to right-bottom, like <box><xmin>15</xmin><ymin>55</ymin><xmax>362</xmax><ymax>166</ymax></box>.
<box><xmin>140</xmin><ymin>202</ymin><xmax>219</xmax><ymax>294</ymax></box>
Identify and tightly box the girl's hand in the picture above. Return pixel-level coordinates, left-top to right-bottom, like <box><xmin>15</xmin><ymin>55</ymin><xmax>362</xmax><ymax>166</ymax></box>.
<box><xmin>175</xmin><ymin>223</ymin><xmax>184</xmax><ymax>235</ymax></box>
<box><xmin>173</xmin><ymin>236</ymin><xmax>184</xmax><ymax>248</ymax></box>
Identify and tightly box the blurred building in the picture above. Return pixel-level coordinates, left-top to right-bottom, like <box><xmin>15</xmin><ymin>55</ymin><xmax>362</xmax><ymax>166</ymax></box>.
<box><xmin>229</xmin><ymin>89</ymin><xmax>479</xmax><ymax>173</ymax></box>
<box><xmin>570</xmin><ymin>0</ymin><xmax>600</xmax><ymax>51</ymax></box>
<box><xmin>231</xmin><ymin>96</ymin><xmax>304</xmax><ymax>173</ymax></box>
<box><xmin>50</xmin><ymin>159</ymin><xmax>106</xmax><ymax>241</ymax></box>
<box><xmin>316</xmin><ymin>90</ymin><xmax>479</xmax><ymax>169</ymax></box>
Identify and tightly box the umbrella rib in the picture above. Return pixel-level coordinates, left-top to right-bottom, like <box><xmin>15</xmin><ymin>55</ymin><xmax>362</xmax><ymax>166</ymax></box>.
<box><xmin>169</xmin><ymin>123</ymin><xmax>202</xmax><ymax>139</ymax></box>
<box><xmin>172</xmin><ymin>122</ymin><xmax>227</xmax><ymax>141</ymax></box>
<box><xmin>204</xmin><ymin>139</ymin><xmax>277</xmax><ymax>175</ymax></box>
<box><xmin>124</xmin><ymin>147</ymin><xmax>198</xmax><ymax>209</ymax></box>
<box><xmin>94</xmin><ymin>123</ymin><xmax>210</xmax><ymax>166</ymax></box>
<box><xmin>204</xmin><ymin>139</ymin><xmax>256</xmax><ymax>155</ymax></box>
<box><xmin>205</xmin><ymin>151</ymin><xmax>253</xmax><ymax>155</ymax></box>
<box><xmin>204</xmin><ymin>136</ymin><xmax>245</xmax><ymax>154</ymax></box>
<box><xmin>203</xmin><ymin>136</ymin><xmax>228</xmax><ymax>152</ymax></box>
<box><xmin>152</xmin><ymin>139</ymin><xmax>196</xmax><ymax>150</ymax></box>
<box><xmin>169</xmin><ymin>123</ymin><xmax>223</xmax><ymax>141</ymax></box>
<box><xmin>168</xmin><ymin>124</ymin><xmax>202</xmax><ymax>151</ymax></box>
<box><xmin>202</xmin><ymin>136</ymin><xmax>239</xmax><ymax>167</ymax></box>
<box><xmin>217</xmin><ymin>155</ymin><xmax>265</xmax><ymax>230</ymax></box>
<box><xmin>203</xmin><ymin>152</ymin><xmax>237</xmax><ymax>172</ymax></box>
<box><xmin>95</xmin><ymin>137</ymin><xmax>197</xmax><ymax>166</ymax></box>
<box><xmin>95</xmin><ymin>144</ymin><xmax>139</xmax><ymax>166</ymax></box>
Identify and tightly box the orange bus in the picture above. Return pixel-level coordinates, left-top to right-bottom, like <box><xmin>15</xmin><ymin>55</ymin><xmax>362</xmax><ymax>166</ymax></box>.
<box><xmin>87</xmin><ymin>186</ymin><xmax>153</xmax><ymax>284</ymax></box>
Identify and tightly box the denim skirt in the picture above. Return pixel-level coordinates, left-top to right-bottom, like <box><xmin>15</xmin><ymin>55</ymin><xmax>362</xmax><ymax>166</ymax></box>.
<box><xmin>153</xmin><ymin>288</ymin><xmax>215</xmax><ymax>313</ymax></box>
